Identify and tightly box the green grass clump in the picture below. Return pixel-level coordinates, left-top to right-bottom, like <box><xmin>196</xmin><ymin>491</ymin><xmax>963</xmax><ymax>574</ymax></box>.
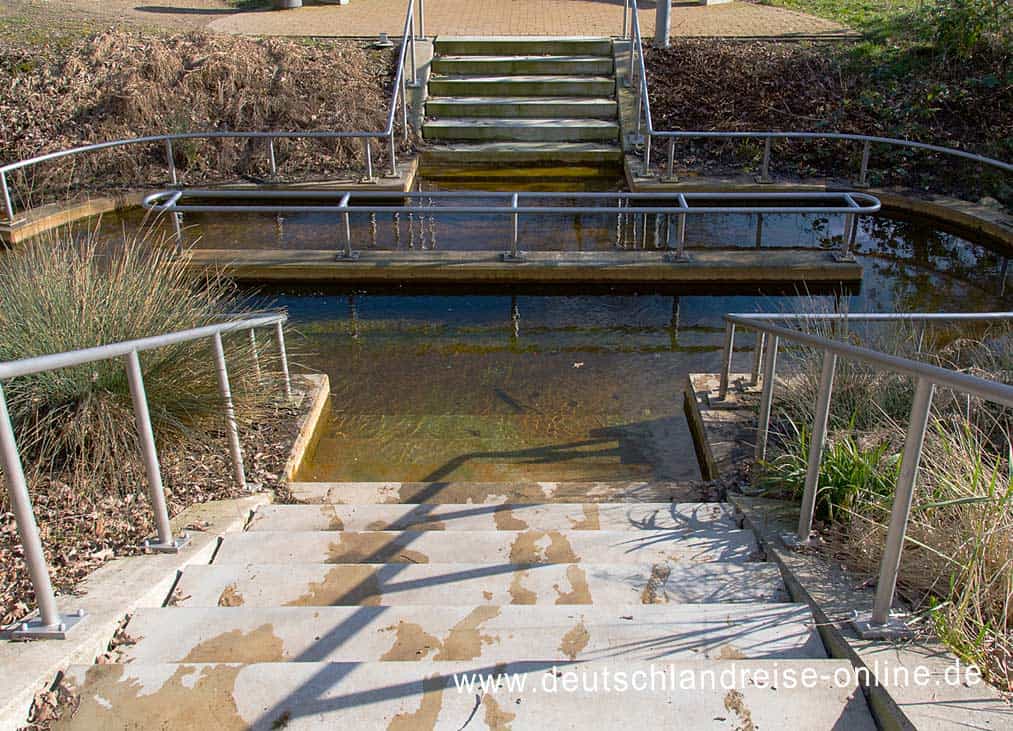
<box><xmin>0</xmin><ymin>224</ymin><xmax>277</xmax><ymax>497</ymax></box>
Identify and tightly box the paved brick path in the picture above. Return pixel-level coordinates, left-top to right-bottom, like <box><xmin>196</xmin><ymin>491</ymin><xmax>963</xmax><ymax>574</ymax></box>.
<box><xmin>208</xmin><ymin>1</ymin><xmax>852</xmax><ymax>39</ymax></box>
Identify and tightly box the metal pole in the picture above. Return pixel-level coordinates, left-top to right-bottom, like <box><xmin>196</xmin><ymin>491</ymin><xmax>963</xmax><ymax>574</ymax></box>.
<box><xmin>249</xmin><ymin>329</ymin><xmax>262</xmax><ymax>383</ymax></box>
<box><xmin>841</xmin><ymin>213</ymin><xmax>857</xmax><ymax>259</ymax></box>
<box><xmin>757</xmin><ymin>138</ymin><xmax>772</xmax><ymax>183</ymax></box>
<box><xmin>858</xmin><ymin>140</ymin><xmax>871</xmax><ymax>187</ymax></box>
<box><xmin>344</xmin><ymin>209</ymin><xmax>353</xmax><ymax>258</ymax></box>
<box><xmin>666</xmin><ymin>139</ymin><xmax>675</xmax><ymax>180</ymax></box>
<box><xmin>275</xmin><ymin>321</ymin><xmax>293</xmax><ymax>401</ymax></box>
<box><xmin>754</xmin><ymin>213</ymin><xmax>764</xmax><ymax>248</ymax></box>
<box><xmin>211</xmin><ymin>333</ymin><xmax>246</xmax><ymax>491</ymax></box>
<box><xmin>750</xmin><ymin>332</ymin><xmax>766</xmax><ymax>387</ymax></box>
<box><xmin>171</xmin><ymin>212</ymin><xmax>184</xmax><ymax>255</ymax></box>
<box><xmin>796</xmin><ymin>351</ymin><xmax>837</xmax><ymax>542</ymax></box>
<box><xmin>124</xmin><ymin>350</ymin><xmax>179</xmax><ymax>551</ymax></box>
<box><xmin>644</xmin><ymin>134</ymin><xmax>652</xmax><ymax>172</ymax></box>
<box><xmin>676</xmin><ymin>211</ymin><xmax>687</xmax><ymax>259</ymax></box>
<box><xmin>268</xmin><ymin>139</ymin><xmax>277</xmax><ymax>178</ymax></box>
<box><xmin>0</xmin><ymin>384</ymin><xmax>61</xmax><ymax>627</ymax></box>
<box><xmin>0</xmin><ymin>171</ymin><xmax>15</xmax><ymax>222</ymax></box>
<box><xmin>870</xmin><ymin>377</ymin><xmax>934</xmax><ymax>626</ymax></box>
<box><xmin>622</xmin><ymin>0</ymin><xmax>630</xmax><ymax>38</ymax></box>
<box><xmin>718</xmin><ymin>322</ymin><xmax>736</xmax><ymax>399</ymax></box>
<box><xmin>755</xmin><ymin>335</ymin><xmax>779</xmax><ymax>462</ymax></box>
<box><xmin>401</xmin><ymin>70</ymin><xmax>410</xmax><ymax>143</ymax></box>
<box><xmin>627</xmin><ymin>28</ymin><xmax>636</xmax><ymax>89</ymax></box>
<box><xmin>164</xmin><ymin>139</ymin><xmax>178</xmax><ymax>186</ymax></box>
<box><xmin>655</xmin><ymin>0</ymin><xmax>671</xmax><ymax>48</ymax></box>
<box><xmin>510</xmin><ymin>193</ymin><xmax>520</xmax><ymax>259</ymax></box>
<box><xmin>634</xmin><ymin>82</ymin><xmax>643</xmax><ymax>136</ymax></box>
<box><xmin>363</xmin><ymin>139</ymin><xmax>374</xmax><ymax>182</ymax></box>
<box><xmin>418</xmin><ymin>0</ymin><xmax>426</xmax><ymax>38</ymax></box>
<box><xmin>409</xmin><ymin>20</ymin><xmax>418</xmax><ymax>86</ymax></box>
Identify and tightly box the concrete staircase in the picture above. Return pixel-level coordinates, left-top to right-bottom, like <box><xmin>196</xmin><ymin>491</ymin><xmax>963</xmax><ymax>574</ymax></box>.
<box><xmin>58</xmin><ymin>480</ymin><xmax>877</xmax><ymax>728</ymax></box>
<box><xmin>423</xmin><ymin>37</ymin><xmax>624</xmax><ymax>170</ymax></box>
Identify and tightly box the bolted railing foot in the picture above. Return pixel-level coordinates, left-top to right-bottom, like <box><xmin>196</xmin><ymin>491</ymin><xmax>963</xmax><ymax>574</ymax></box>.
<box><xmin>500</xmin><ymin>252</ymin><xmax>525</xmax><ymax>263</ymax></box>
<box><xmin>780</xmin><ymin>531</ymin><xmax>817</xmax><ymax>550</ymax></box>
<box><xmin>6</xmin><ymin>608</ymin><xmax>86</xmax><ymax>641</ymax></box>
<box><xmin>334</xmin><ymin>250</ymin><xmax>361</xmax><ymax>261</ymax></box>
<box><xmin>851</xmin><ymin>611</ymin><xmax>914</xmax><ymax>641</ymax></box>
<box><xmin>142</xmin><ymin>533</ymin><xmax>191</xmax><ymax>554</ymax></box>
<box><xmin>662</xmin><ymin>252</ymin><xmax>691</xmax><ymax>263</ymax></box>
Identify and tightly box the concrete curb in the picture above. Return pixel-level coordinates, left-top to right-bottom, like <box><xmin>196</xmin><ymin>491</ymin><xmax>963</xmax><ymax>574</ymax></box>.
<box><xmin>282</xmin><ymin>373</ymin><xmax>331</xmax><ymax>483</ymax></box>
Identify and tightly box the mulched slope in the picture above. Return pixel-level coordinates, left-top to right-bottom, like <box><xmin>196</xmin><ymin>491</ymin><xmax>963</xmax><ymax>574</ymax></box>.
<box><xmin>0</xmin><ymin>30</ymin><xmax>399</xmax><ymax>204</ymax></box>
<box><xmin>0</xmin><ymin>400</ymin><xmax>300</xmax><ymax>628</ymax></box>
<box><xmin>646</xmin><ymin>40</ymin><xmax>1011</xmax><ymax>201</ymax></box>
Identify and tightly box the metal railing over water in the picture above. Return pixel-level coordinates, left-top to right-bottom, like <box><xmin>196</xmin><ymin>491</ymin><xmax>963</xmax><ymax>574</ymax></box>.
<box><xmin>621</xmin><ymin>0</ymin><xmax>1013</xmax><ymax>184</ymax></box>
<box><xmin>142</xmin><ymin>188</ymin><xmax>882</xmax><ymax>261</ymax></box>
<box><xmin>0</xmin><ymin>313</ymin><xmax>291</xmax><ymax>639</ymax></box>
<box><xmin>717</xmin><ymin>310</ymin><xmax>1013</xmax><ymax>638</ymax></box>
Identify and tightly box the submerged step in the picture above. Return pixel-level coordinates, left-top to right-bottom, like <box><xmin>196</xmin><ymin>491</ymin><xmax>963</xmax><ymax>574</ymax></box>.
<box><xmin>247</xmin><ymin>502</ymin><xmax>739</xmax><ymax>533</ymax></box>
<box><xmin>421</xmin><ymin>142</ymin><xmax>624</xmax><ymax>165</ymax></box>
<box><xmin>211</xmin><ymin>529</ymin><xmax>760</xmax><ymax>565</ymax></box>
<box><xmin>123</xmin><ymin>604</ymin><xmax>824</xmax><ymax>664</ymax></box>
<box><xmin>428</xmin><ymin>75</ymin><xmax>615</xmax><ymax>98</ymax></box>
<box><xmin>435</xmin><ymin>35</ymin><xmax>614</xmax><ymax>57</ymax></box>
<box><xmin>432</xmin><ymin>54</ymin><xmax>614</xmax><ymax>76</ymax></box>
<box><xmin>289</xmin><ymin>480</ymin><xmax>705</xmax><ymax>505</ymax></box>
<box><xmin>60</xmin><ymin>660</ymin><xmax>877</xmax><ymax>729</ymax></box>
<box><xmin>174</xmin><ymin>561</ymin><xmax>789</xmax><ymax>608</ymax></box>
<box><xmin>426</xmin><ymin>96</ymin><xmax>618</xmax><ymax>119</ymax></box>
<box><xmin>423</xmin><ymin>118</ymin><xmax>619</xmax><ymax>143</ymax></box>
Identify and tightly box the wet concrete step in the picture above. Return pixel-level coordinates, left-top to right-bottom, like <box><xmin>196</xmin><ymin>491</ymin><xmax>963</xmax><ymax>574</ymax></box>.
<box><xmin>247</xmin><ymin>502</ymin><xmax>738</xmax><ymax>533</ymax></box>
<box><xmin>428</xmin><ymin>75</ymin><xmax>615</xmax><ymax>98</ymax></box>
<box><xmin>288</xmin><ymin>480</ymin><xmax>705</xmax><ymax>505</ymax></box>
<box><xmin>435</xmin><ymin>35</ymin><xmax>614</xmax><ymax>57</ymax></box>
<box><xmin>173</xmin><ymin>561</ymin><xmax>789</xmax><ymax>608</ymax></box>
<box><xmin>123</xmin><ymin>604</ymin><xmax>824</xmax><ymax>664</ymax></box>
<box><xmin>421</xmin><ymin>141</ymin><xmax>624</xmax><ymax>164</ymax></box>
<box><xmin>212</xmin><ymin>529</ymin><xmax>760</xmax><ymax>565</ymax></box>
<box><xmin>432</xmin><ymin>55</ymin><xmax>614</xmax><ymax>76</ymax></box>
<box><xmin>426</xmin><ymin>96</ymin><xmax>618</xmax><ymax>119</ymax></box>
<box><xmin>424</xmin><ymin>118</ymin><xmax>620</xmax><ymax>143</ymax></box>
<box><xmin>59</xmin><ymin>660</ymin><xmax>877</xmax><ymax>729</ymax></box>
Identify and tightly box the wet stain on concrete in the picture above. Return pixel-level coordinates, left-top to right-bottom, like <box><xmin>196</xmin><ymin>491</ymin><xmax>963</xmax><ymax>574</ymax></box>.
<box><xmin>387</xmin><ymin>674</ymin><xmax>445</xmax><ymax>731</ymax></box>
<box><xmin>367</xmin><ymin>520</ymin><xmax>390</xmax><ymax>531</ymax></box>
<box><xmin>217</xmin><ymin>584</ymin><xmax>245</xmax><ymax>607</ymax></box>
<box><xmin>483</xmin><ymin>693</ymin><xmax>517</xmax><ymax>729</ymax></box>
<box><xmin>482</xmin><ymin>590</ymin><xmax>494</xmax><ymax>601</ymax></box>
<box><xmin>285</xmin><ymin>566</ymin><xmax>383</xmax><ymax>606</ymax></box>
<box><xmin>553</xmin><ymin>565</ymin><xmax>592</xmax><ymax>604</ymax></box>
<box><xmin>508</xmin><ymin>530</ymin><xmax>580</xmax><ymax>564</ymax></box>
<box><xmin>57</xmin><ymin>664</ymin><xmax>245</xmax><ymax>729</ymax></box>
<box><xmin>323</xmin><ymin>505</ymin><xmax>345</xmax><ymax>530</ymax></box>
<box><xmin>380</xmin><ymin>621</ymin><xmax>442</xmax><ymax>661</ymax></box>
<box><xmin>435</xmin><ymin>606</ymin><xmax>501</xmax><ymax>661</ymax></box>
<box><xmin>640</xmin><ymin>563</ymin><xmax>672</xmax><ymax>604</ymax></box>
<box><xmin>327</xmin><ymin>533</ymin><xmax>430</xmax><ymax>564</ymax></box>
<box><xmin>559</xmin><ymin>619</ymin><xmax>590</xmax><ymax>661</ymax></box>
<box><xmin>716</xmin><ymin>644</ymin><xmax>748</xmax><ymax>660</ymax></box>
<box><xmin>569</xmin><ymin>504</ymin><xmax>601</xmax><ymax>530</ymax></box>
<box><xmin>182</xmin><ymin>624</ymin><xmax>285</xmax><ymax>663</ymax></box>
<box><xmin>723</xmin><ymin>689</ymin><xmax>756</xmax><ymax>731</ymax></box>
<box><xmin>508</xmin><ymin>570</ymin><xmax>538</xmax><ymax>605</ymax></box>
<box><xmin>493</xmin><ymin>507</ymin><xmax>529</xmax><ymax>531</ymax></box>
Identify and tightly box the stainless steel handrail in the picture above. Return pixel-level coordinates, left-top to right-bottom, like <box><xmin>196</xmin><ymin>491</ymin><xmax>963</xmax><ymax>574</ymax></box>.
<box><xmin>0</xmin><ymin>312</ymin><xmax>291</xmax><ymax>639</ymax></box>
<box><xmin>720</xmin><ymin>310</ymin><xmax>1013</xmax><ymax>638</ymax></box>
<box><xmin>0</xmin><ymin>0</ymin><xmax>422</xmax><ymax>223</ymax></box>
<box><xmin>624</xmin><ymin>1</ymin><xmax>1012</xmax><ymax>181</ymax></box>
<box><xmin>143</xmin><ymin>188</ymin><xmax>882</xmax><ymax>262</ymax></box>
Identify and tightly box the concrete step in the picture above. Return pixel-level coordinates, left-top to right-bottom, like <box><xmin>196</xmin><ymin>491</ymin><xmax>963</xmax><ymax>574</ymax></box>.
<box><xmin>426</xmin><ymin>96</ymin><xmax>617</xmax><ymax>119</ymax></box>
<box><xmin>288</xmin><ymin>481</ymin><xmax>705</xmax><ymax>505</ymax></box>
<box><xmin>211</xmin><ymin>529</ymin><xmax>760</xmax><ymax>565</ymax></box>
<box><xmin>432</xmin><ymin>55</ymin><xmax>614</xmax><ymax>76</ymax></box>
<box><xmin>421</xmin><ymin>142</ymin><xmax>624</xmax><ymax>165</ymax></box>
<box><xmin>175</xmin><ymin>561</ymin><xmax>789</xmax><ymax>608</ymax></box>
<box><xmin>247</xmin><ymin>502</ymin><xmax>739</xmax><ymax>533</ymax></box>
<box><xmin>123</xmin><ymin>604</ymin><xmax>824</xmax><ymax>664</ymax></box>
<box><xmin>423</xmin><ymin>118</ymin><xmax>619</xmax><ymax>143</ymax></box>
<box><xmin>59</xmin><ymin>660</ymin><xmax>877</xmax><ymax>729</ymax></box>
<box><xmin>435</xmin><ymin>35</ymin><xmax>614</xmax><ymax>57</ymax></box>
<box><xmin>428</xmin><ymin>75</ymin><xmax>614</xmax><ymax>98</ymax></box>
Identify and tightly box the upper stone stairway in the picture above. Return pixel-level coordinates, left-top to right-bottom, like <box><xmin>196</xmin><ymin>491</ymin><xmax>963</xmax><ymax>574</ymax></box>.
<box><xmin>58</xmin><ymin>478</ymin><xmax>877</xmax><ymax>728</ymax></box>
<box><xmin>423</xmin><ymin>37</ymin><xmax>624</xmax><ymax>170</ymax></box>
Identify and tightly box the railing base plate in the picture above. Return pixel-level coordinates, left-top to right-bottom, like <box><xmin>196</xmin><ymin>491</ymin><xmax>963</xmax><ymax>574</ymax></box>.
<box><xmin>334</xmin><ymin>251</ymin><xmax>362</xmax><ymax>261</ymax></box>
<box><xmin>832</xmin><ymin>252</ymin><xmax>858</xmax><ymax>263</ymax></box>
<box><xmin>780</xmin><ymin>531</ymin><xmax>817</xmax><ymax>550</ymax></box>
<box><xmin>142</xmin><ymin>533</ymin><xmax>191</xmax><ymax>554</ymax></box>
<box><xmin>5</xmin><ymin>610</ymin><xmax>86</xmax><ymax>641</ymax></box>
<box><xmin>500</xmin><ymin>252</ymin><xmax>526</xmax><ymax>263</ymax></box>
<box><xmin>851</xmin><ymin>611</ymin><xmax>914</xmax><ymax>640</ymax></box>
<box><xmin>663</xmin><ymin>252</ymin><xmax>691</xmax><ymax>263</ymax></box>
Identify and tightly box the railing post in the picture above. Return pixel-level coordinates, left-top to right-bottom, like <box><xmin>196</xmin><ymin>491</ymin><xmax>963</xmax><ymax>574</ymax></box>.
<box><xmin>750</xmin><ymin>331</ymin><xmax>765</xmax><ymax>386</ymax></box>
<box><xmin>171</xmin><ymin>212</ymin><xmax>184</xmax><ymax>255</ymax></box>
<box><xmin>627</xmin><ymin>25</ymin><xmax>636</xmax><ymax>89</ymax></box>
<box><xmin>0</xmin><ymin>384</ymin><xmax>84</xmax><ymax>639</ymax></box>
<box><xmin>622</xmin><ymin>0</ymin><xmax>630</xmax><ymax>39</ymax></box>
<box><xmin>275</xmin><ymin>321</ymin><xmax>293</xmax><ymax>401</ymax></box>
<box><xmin>268</xmin><ymin>139</ymin><xmax>278</xmax><ymax>178</ymax></box>
<box><xmin>792</xmin><ymin>351</ymin><xmax>837</xmax><ymax>545</ymax></box>
<box><xmin>857</xmin><ymin>140</ymin><xmax>871</xmax><ymax>188</ymax></box>
<box><xmin>854</xmin><ymin>377</ymin><xmax>934</xmax><ymax>639</ymax></box>
<box><xmin>211</xmin><ymin>333</ymin><xmax>247</xmax><ymax>492</ymax></box>
<box><xmin>502</xmin><ymin>193</ymin><xmax>522</xmax><ymax>262</ymax></box>
<box><xmin>389</xmin><ymin>134</ymin><xmax>398</xmax><ymax>178</ymax></box>
<box><xmin>164</xmin><ymin>139</ymin><xmax>178</xmax><ymax>186</ymax></box>
<box><xmin>840</xmin><ymin>213</ymin><xmax>858</xmax><ymax>260</ymax></box>
<box><xmin>417</xmin><ymin>0</ymin><xmax>425</xmax><ymax>38</ymax></box>
<box><xmin>755</xmin><ymin>335</ymin><xmax>779</xmax><ymax>462</ymax></box>
<box><xmin>718</xmin><ymin>321</ymin><xmax>736</xmax><ymax>399</ymax></box>
<box><xmin>754</xmin><ymin>213</ymin><xmax>764</xmax><ymax>249</ymax></box>
<box><xmin>644</xmin><ymin>134</ymin><xmax>652</xmax><ymax>174</ymax></box>
<box><xmin>124</xmin><ymin>351</ymin><xmax>188</xmax><ymax>553</ymax></box>
<box><xmin>362</xmin><ymin>139</ymin><xmax>375</xmax><ymax>182</ymax></box>
<box><xmin>249</xmin><ymin>329</ymin><xmax>262</xmax><ymax>383</ymax></box>
<box><xmin>664</xmin><ymin>138</ymin><xmax>676</xmax><ymax>181</ymax></box>
<box><xmin>655</xmin><ymin>0</ymin><xmax>670</xmax><ymax>47</ymax></box>
<box><xmin>756</xmin><ymin>138</ymin><xmax>772</xmax><ymax>183</ymax></box>
<box><xmin>409</xmin><ymin>16</ymin><xmax>418</xmax><ymax>86</ymax></box>
<box><xmin>0</xmin><ymin>170</ymin><xmax>16</xmax><ymax>223</ymax></box>
<box><xmin>401</xmin><ymin>68</ymin><xmax>410</xmax><ymax>143</ymax></box>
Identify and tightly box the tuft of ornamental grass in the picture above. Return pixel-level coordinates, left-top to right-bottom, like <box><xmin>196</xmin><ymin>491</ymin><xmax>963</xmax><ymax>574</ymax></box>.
<box><xmin>0</xmin><ymin>221</ymin><xmax>281</xmax><ymax>501</ymax></box>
